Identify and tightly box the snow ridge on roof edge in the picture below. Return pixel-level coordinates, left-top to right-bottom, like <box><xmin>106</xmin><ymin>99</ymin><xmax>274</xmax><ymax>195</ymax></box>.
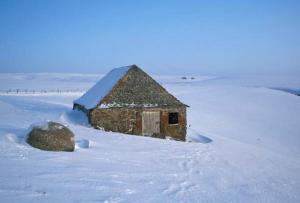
<box><xmin>74</xmin><ymin>65</ymin><xmax>132</xmax><ymax>109</ymax></box>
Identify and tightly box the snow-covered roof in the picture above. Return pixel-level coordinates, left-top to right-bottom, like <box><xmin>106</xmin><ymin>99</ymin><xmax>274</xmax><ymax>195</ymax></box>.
<box><xmin>74</xmin><ymin>66</ymin><xmax>131</xmax><ymax>109</ymax></box>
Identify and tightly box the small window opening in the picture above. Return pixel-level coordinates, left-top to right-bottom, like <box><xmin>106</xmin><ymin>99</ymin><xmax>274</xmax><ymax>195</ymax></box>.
<box><xmin>169</xmin><ymin>112</ymin><xmax>179</xmax><ymax>124</ymax></box>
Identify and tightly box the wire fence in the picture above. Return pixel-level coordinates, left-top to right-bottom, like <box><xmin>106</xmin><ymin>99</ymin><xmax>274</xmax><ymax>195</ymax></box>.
<box><xmin>0</xmin><ymin>89</ymin><xmax>86</xmax><ymax>95</ymax></box>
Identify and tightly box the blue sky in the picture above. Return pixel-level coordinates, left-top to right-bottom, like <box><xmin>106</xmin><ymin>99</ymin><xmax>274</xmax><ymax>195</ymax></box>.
<box><xmin>0</xmin><ymin>0</ymin><xmax>299</xmax><ymax>75</ymax></box>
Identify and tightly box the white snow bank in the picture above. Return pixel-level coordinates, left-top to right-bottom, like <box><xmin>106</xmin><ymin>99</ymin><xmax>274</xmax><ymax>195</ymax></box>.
<box><xmin>1</xmin><ymin>74</ymin><xmax>300</xmax><ymax>203</ymax></box>
<box><xmin>186</xmin><ymin>128</ymin><xmax>212</xmax><ymax>143</ymax></box>
<box><xmin>28</xmin><ymin>120</ymin><xmax>52</xmax><ymax>131</ymax></box>
<box><xmin>28</xmin><ymin>120</ymin><xmax>69</xmax><ymax>132</ymax></box>
<box><xmin>59</xmin><ymin>109</ymin><xmax>89</xmax><ymax>127</ymax></box>
<box><xmin>74</xmin><ymin>66</ymin><xmax>130</xmax><ymax>109</ymax></box>
<box><xmin>75</xmin><ymin>139</ymin><xmax>90</xmax><ymax>149</ymax></box>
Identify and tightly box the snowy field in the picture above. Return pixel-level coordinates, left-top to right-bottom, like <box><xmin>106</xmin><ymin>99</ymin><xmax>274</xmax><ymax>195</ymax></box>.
<box><xmin>0</xmin><ymin>73</ymin><xmax>300</xmax><ymax>203</ymax></box>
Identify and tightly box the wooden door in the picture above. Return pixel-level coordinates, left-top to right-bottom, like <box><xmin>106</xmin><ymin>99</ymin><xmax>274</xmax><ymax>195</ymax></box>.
<box><xmin>142</xmin><ymin>111</ymin><xmax>160</xmax><ymax>136</ymax></box>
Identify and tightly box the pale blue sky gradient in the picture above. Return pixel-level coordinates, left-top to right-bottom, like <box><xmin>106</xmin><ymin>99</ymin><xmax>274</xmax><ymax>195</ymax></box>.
<box><xmin>0</xmin><ymin>0</ymin><xmax>299</xmax><ymax>75</ymax></box>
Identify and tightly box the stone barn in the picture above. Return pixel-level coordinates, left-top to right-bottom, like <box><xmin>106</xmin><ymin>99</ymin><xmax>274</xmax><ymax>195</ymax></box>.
<box><xmin>73</xmin><ymin>65</ymin><xmax>188</xmax><ymax>141</ymax></box>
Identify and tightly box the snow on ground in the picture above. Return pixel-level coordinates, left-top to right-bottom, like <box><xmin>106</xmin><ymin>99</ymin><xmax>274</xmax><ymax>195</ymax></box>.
<box><xmin>0</xmin><ymin>73</ymin><xmax>300</xmax><ymax>203</ymax></box>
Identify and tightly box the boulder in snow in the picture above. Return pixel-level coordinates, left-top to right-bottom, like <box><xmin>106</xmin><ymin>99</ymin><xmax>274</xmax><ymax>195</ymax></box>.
<box><xmin>27</xmin><ymin>121</ymin><xmax>75</xmax><ymax>152</ymax></box>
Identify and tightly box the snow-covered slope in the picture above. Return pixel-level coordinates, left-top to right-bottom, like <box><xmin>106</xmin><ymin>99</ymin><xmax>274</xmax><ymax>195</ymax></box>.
<box><xmin>0</xmin><ymin>74</ymin><xmax>299</xmax><ymax>203</ymax></box>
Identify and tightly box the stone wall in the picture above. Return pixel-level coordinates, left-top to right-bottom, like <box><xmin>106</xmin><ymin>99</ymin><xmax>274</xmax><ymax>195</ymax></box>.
<box><xmin>89</xmin><ymin>106</ymin><xmax>186</xmax><ymax>141</ymax></box>
<box><xmin>160</xmin><ymin>107</ymin><xmax>186</xmax><ymax>141</ymax></box>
